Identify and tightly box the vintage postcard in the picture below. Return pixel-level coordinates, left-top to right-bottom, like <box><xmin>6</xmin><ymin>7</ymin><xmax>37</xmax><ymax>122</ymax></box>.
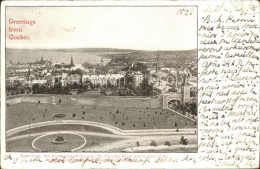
<box><xmin>1</xmin><ymin>0</ymin><xmax>259</xmax><ymax>169</ymax></box>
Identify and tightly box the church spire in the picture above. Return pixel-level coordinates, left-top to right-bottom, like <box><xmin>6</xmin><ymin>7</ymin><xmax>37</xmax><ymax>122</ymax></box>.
<box><xmin>70</xmin><ymin>55</ymin><xmax>75</xmax><ymax>66</ymax></box>
<box><xmin>28</xmin><ymin>65</ymin><xmax>31</xmax><ymax>79</ymax></box>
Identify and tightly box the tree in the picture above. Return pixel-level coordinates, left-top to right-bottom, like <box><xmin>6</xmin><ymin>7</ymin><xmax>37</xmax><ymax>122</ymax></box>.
<box><xmin>19</xmin><ymin>88</ymin><xmax>25</xmax><ymax>94</ymax></box>
<box><xmin>165</xmin><ymin>141</ymin><xmax>171</xmax><ymax>146</ymax></box>
<box><xmin>178</xmin><ymin>103</ymin><xmax>186</xmax><ymax>114</ymax></box>
<box><xmin>120</xmin><ymin>77</ymin><xmax>125</xmax><ymax>86</ymax></box>
<box><xmin>70</xmin><ymin>68</ymin><xmax>83</xmax><ymax>77</ymax></box>
<box><xmin>72</xmin><ymin>82</ymin><xmax>79</xmax><ymax>89</ymax></box>
<box><xmin>150</xmin><ymin>140</ymin><xmax>157</xmax><ymax>147</ymax></box>
<box><xmin>54</xmin><ymin>82</ymin><xmax>63</xmax><ymax>94</ymax></box>
<box><xmin>77</xmin><ymin>88</ymin><xmax>83</xmax><ymax>94</ymax></box>
<box><xmin>32</xmin><ymin>84</ymin><xmax>40</xmax><ymax>94</ymax></box>
<box><xmin>179</xmin><ymin>136</ymin><xmax>189</xmax><ymax>145</ymax></box>
<box><xmin>136</xmin><ymin>141</ymin><xmax>140</xmax><ymax>147</ymax></box>
<box><xmin>49</xmin><ymin>86</ymin><xmax>55</xmax><ymax>94</ymax></box>
<box><xmin>190</xmin><ymin>102</ymin><xmax>197</xmax><ymax>116</ymax></box>
<box><xmin>125</xmin><ymin>74</ymin><xmax>134</xmax><ymax>90</ymax></box>
<box><xmin>140</xmin><ymin>78</ymin><xmax>153</xmax><ymax>96</ymax></box>
<box><xmin>39</xmin><ymin>85</ymin><xmax>48</xmax><ymax>94</ymax></box>
<box><xmin>54</xmin><ymin>77</ymin><xmax>59</xmax><ymax>84</ymax></box>
<box><xmin>96</xmin><ymin>83</ymin><xmax>101</xmax><ymax>89</ymax></box>
<box><xmin>63</xmin><ymin>86</ymin><xmax>71</xmax><ymax>95</ymax></box>
<box><xmin>132</xmin><ymin>62</ymin><xmax>147</xmax><ymax>71</ymax></box>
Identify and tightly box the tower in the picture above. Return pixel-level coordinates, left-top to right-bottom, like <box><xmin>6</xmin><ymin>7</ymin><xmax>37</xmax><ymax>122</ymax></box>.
<box><xmin>47</xmin><ymin>61</ymin><xmax>51</xmax><ymax>73</ymax></box>
<box><xmin>27</xmin><ymin>65</ymin><xmax>31</xmax><ymax>82</ymax></box>
<box><xmin>181</xmin><ymin>76</ymin><xmax>190</xmax><ymax>103</ymax></box>
<box><xmin>70</xmin><ymin>55</ymin><xmax>75</xmax><ymax>66</ymax></box>
<box><xmin>28</xmin><ymin>65</ymin><xmax>31</xmax><ymax>77</ymax></box>
<box><xmin>101</xmin><ymin>57</ymin><xmax>104</xmax><ymax>65</ymax></box>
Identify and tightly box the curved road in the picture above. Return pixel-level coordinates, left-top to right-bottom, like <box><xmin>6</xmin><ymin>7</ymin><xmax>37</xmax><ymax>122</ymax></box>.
<box><xmin>7</xmin><ymin>130</ymin><xmax>197</xmax><ymax>152</ymax></box>
<box><xmin>6</xmin><ymin>120</ymin><xmax>197</xmax><ymax>137</ymax></box>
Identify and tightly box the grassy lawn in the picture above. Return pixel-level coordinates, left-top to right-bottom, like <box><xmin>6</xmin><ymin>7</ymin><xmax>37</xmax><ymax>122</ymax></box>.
<box><xmin>6</xmin><ymin>102</ymin><xmax>196</xmax><ymax>130</ymax></box>
<box><xmin>8</xmin><ymin>124</ymin><xmax>114</xmax><ymax>138</ymax></box>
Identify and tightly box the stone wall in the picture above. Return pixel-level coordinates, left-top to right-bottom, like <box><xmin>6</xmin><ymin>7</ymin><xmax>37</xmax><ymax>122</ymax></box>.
<box><xmin>6</xmin><ymin>97</ymin><xmax>23</xmax><ymax>105</ymax></box>
<box><xmin>6</xmin><ymin>95</ymin><xmax>161</xmax><ymax>109</ymax></box>
<box><xmin>76</xmin><ymin>97</ymin><xmax>160</xmax><ymax>108</ymax></box>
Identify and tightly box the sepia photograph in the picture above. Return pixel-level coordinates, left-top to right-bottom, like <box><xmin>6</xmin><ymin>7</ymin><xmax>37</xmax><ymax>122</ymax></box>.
<box><xmin>5</xmin><ymin>6</ymin><xmax>198</xmax><ymax>153</ymax></box>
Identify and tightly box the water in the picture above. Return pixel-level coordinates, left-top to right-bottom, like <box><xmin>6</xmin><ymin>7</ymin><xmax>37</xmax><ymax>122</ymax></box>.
<box><xmin>6</xmin><ymin>49</ymin><xmax>117</xmax><ymax>65</ymax></box>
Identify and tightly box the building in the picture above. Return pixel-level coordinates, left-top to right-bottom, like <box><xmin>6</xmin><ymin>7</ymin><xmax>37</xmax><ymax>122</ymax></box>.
<box><xmin>8</xmin><ymin>75</ymin><xmax>26</xmax><ymax>87</ymax></box>
<box><xmin>71</xmin><ymin>64</ymin><xmax>85</xmax><ymax>71</ymax></box>
<box><xmin>181</xmin><ymin>85</ymin><xmax>190</xmax><ymax>103</ymax></box>
<box><xmin>51</xmin><ymin>73</ymin><xmax>68</xmax><ymax>86</ymax></box>
<box><xmin>133</xmin><ymin>72</ymin><xmax>143</xmax><ymax>88</ymax></box>
<box><xmin>31</xmin><ymin>79</ymin><xmax>47</xmax><ymax>86</ymax></box>
<box><xmin>181</xmin><ymin>76</ymin><xmax>191</xmax><ymax>103</ymax></box>
<box><xmin>67</xmin><ymin>74</ymin><xmax>81</xmax><ymax>85</ymax></box>
<box><xmin>153</xmin><ymin>79</ymin><xmax>172</xmax><ymax>94</ymax></box>
<box><xmin>82</xmin><ymin>74</ymin><xmax>124</xmax><ymax>87</ymax></box>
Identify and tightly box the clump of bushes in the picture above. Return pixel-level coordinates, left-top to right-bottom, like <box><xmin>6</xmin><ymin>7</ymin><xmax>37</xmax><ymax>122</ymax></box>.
<box><xmin>136</xmin><ymin>141</ymin><xmax>140</xmax><ymax>147</ymax></box>
<box><xmin>179</xmin><ymin>136</ymin><xmax>189</xmax><ymax>145</ymax></box>
<box><xmin>150</xmin><ymin>140</ymin><xmax>157</xmax><ymax>147</ymax></box>
<box><xmin>165</xmin><ymin>141</ymin><xmax>171</xmax><ymax>146</ymax></box>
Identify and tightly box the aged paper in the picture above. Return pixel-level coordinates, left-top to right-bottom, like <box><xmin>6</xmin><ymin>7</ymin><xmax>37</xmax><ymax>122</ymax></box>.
<box><xmin>1</xmin><ymin>0</ymin><xmax>259</xmax><ymax>169</ymax></box>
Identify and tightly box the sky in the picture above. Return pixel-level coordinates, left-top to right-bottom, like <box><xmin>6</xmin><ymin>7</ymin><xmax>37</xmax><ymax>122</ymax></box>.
<box><xmin>6</xmin><ymin>7</ymin><xmax>197</xmax><ymax>51</ymax></box>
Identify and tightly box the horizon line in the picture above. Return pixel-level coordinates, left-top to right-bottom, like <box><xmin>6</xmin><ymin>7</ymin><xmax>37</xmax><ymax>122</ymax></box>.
<box><xmin>6</xmin><ymin>47</ymin><xmax>197</xmax><ymax>52</ymax></box>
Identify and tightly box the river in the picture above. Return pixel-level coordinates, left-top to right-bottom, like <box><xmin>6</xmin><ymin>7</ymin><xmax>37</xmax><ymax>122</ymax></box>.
<box><xmin>5</xmin><ymin>49</ymin><xmax>124</xmax><ymax>65</ymax></box>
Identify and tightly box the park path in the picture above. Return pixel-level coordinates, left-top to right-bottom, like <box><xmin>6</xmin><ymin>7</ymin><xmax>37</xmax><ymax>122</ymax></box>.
<box><xmin>7</xmin><ymin>130</ymin><xmax>197</xmax><ymax>152</ymax></box>
<box><xmin>81</xmin><ymin>134</ymin><xmax>197</xmax><ymax>152</ymax></box>
<box><xmin>6</xmin><ymin>120</ymin><xmax>197</xmax><ymax>137</ymax></box>
<box><xmin>167</xmin><ymin>108</ymin><xmax>196</xmax><ymax>122</ymax></box>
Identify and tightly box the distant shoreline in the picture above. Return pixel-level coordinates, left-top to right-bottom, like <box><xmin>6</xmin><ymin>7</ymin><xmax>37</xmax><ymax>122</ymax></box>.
<box><xmin>6</xmin><ymin>47</ymin><xmax>197</xmax><ymax>53</ymax></box>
